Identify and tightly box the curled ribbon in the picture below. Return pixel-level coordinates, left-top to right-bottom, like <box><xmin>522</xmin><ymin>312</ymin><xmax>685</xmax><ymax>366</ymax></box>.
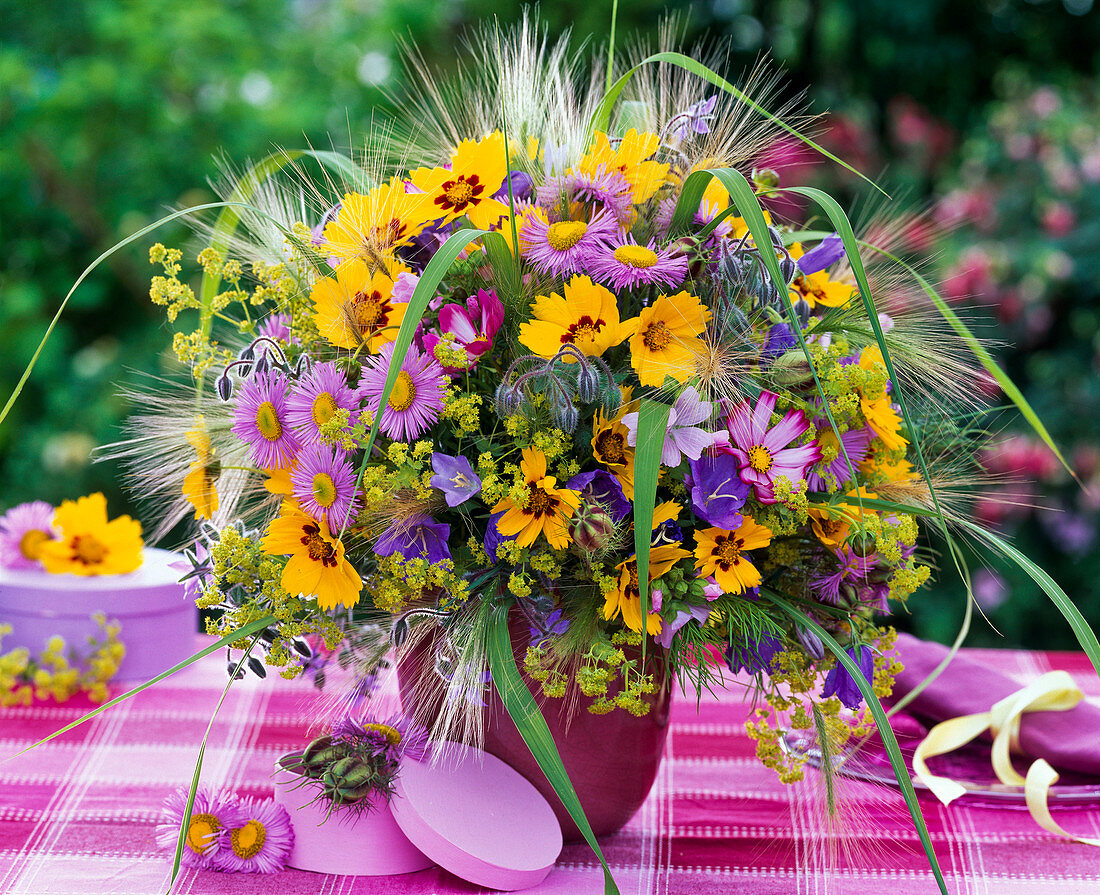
<box><xmin>912</xmin><ymin>669</ymin><xmax>1100</xmax><ymax>845</ymax></box>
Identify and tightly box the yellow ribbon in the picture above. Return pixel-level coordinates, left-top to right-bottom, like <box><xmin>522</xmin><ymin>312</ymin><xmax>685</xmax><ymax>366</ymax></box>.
<box><xmin>912</xmin><ymin>669</ymin><xmax>1100</xmax><ymax>846</ymax></box>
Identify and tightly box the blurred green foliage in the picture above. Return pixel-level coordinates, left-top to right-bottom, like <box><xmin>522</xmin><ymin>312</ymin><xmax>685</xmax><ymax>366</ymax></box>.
<box><xmin>2</xmin><ymin>0</ymin><xmax>1099</xmax><ymax>646</ymax></box>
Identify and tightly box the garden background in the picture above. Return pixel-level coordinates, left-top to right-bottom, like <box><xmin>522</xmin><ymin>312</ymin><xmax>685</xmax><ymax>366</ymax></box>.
<box><xmin>3</xmin><ymin>0</ymin><xmax>1098</xmax><ymax>648</ymax></box>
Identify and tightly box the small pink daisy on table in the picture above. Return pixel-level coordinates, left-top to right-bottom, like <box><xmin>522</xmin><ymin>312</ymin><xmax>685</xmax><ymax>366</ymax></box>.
<box><xmin>519</xmin><ymin>207</ymin><xmax>617</xmax><ymax>277</ymax></box>
<box><xmin>0</xmin><ymin>501</ymin><xmax>57</xmax><ymax>569</ymax></box>
<box><xmin>285</xmin><ymin>361</ymin><xmax>362</xmax><ymax>450</ymax></box>
<box><xmin>725</xmin><ymin>389</ymin><xmax>820</xmax><ymax>504</ymax></box>
<box><xmin>586</xmin><ymin>231</ymin><xmax>689</xmax><ymax>292</ymax></box>
<box><xmin>360</xmin><ymin>343</ymin><xmax>446</xmax><ymax>442</ymax></box>
<box><xmin>212</xmin><ymin>797</ymin><xmax>293</xmax><ymax>874</ymax></box>
<box><xmin>155</xmin><ymin>785</ymin><xmax>239</xmax><ymax>869</ymax></box>
<box><xmin>232</xmin><ymin>369</ymin><xmax>300</xmax><ymax>469</ymax></box>
<box><xmin>290</xmin><ymin>442</ymin><xmax>360</xmax><ymax>528</ymax></box>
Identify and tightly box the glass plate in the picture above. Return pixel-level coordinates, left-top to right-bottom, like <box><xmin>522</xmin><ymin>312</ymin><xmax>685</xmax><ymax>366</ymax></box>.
<box><xmin>783</xmin><ymin>714</ymin><xmax>1100</xmax><ymax>806</ymax></box>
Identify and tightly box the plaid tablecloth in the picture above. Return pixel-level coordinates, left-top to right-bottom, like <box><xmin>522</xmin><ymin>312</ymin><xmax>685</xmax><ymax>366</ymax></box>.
<box><xmin>3</xmin><ymin>640</ymin><xmax>1100</xmax><ymax>894</ymax></box>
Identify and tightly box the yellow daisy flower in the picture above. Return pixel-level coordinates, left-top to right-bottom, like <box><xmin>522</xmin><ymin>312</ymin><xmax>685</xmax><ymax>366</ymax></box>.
<box><xmin>38</xmin><ymin>493</ymin><xmax>143</xmax><ymax>576</ymax></box>
<box><xmin>519</xmin><ymin>275</ymin><xmax>636</xmax><ymax>360</ymax></box>
<box><xmin>182</xmin><ymin>418</ymin><xmax>219</xmax><ymax>521</ymax></box>
<box><xmin>311</xmin><ymin>260</ymin><xmax>407</xmax><ymax>352</ymax></box>
<box><xmin>858</xmin><ymin>346</ymin><xmax>909</xmax><ymax>451</ymax></box>
<box><xmin>322</xmin><ymin>180</ymin><xmax>436</xmax><ymax>265</ymax></box>
<box><xmin>788</xmin><ymin>243</ymin><xmax>855</xmax><ymax>310</ymax></box>
<box><xmin>627</xmin><ymin>291</ymin><xmax>710</xmax><ymax>387</ymax></box>
<box><xmin>409</xmin><ymin>131</ymin><xmax>511</xmax><ymax>230</ymax></box>
<box><xmin>693</xmin><ymin>517</ymin><xmax>773</xmax><ymax>594</ymax></box>
<box><xmin>492</xmin><ymin>448</ymin><xmax>580</xmax><ymax>549</ymax></box>
<box><xmin>576</xmin><ymin>130</ymin><xmax>670</xmax><ymax>204</ymax></box>
<box><xmin>808</xmin><ymin>487</ymin><xmax>878</xmax><ymax>547</ymax></box>
<box><xmin>591</xmin><ymin>389</ymin><xmax>639</xmax><ymax>500</ymax></box>
<box><xmin>261</xmin><ymin>510</ymin><xmax>362</xmax><ymax>610</ymax></box>
<box><xmin>604</xmin><ymin>542</ymin><xmax>691</xmax><ymax>634</ymax></box>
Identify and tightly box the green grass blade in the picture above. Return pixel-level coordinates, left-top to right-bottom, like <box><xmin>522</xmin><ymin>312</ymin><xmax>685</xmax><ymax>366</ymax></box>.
<box><xmin>769</xmin><ymin>595</ymin><xmax>949</xmax><ymax>895</ymax></box>
<box><xmin>3</xmin><ymin>614</ymin><xmax>277</xmax><ymax>761</ymax></box>
<box><xmin>486</xmin><ymin>605</ymin><xmax>620</xmax><ymax>895</ymax></box>
<box><xmin>591</xmin><ymin>53</ymin><xmax>883</xmax><ymax>194</ymax></box>
<box><xmin>167</xmin><ymin>634</ymin><xmax>260</xmax><ymax>891</ymax></box>
<box><xmin>632</xmin><ymin>398</ymin><xmax>670</xmax><ymax>664</ymax></box>
<box><xmin>855</xmin><ymin>240</ymin><xmax>1076</xmax><ymax>482</ymax></box>
<box><xmin>0</xmin><ymin>200</ymin><xmax>252</xmax><ymax>430</ymax></box>
<box><xmin>959</xmin><ymin>519</ymin><xmax>1100</xmax><ymax>678</ymax></box>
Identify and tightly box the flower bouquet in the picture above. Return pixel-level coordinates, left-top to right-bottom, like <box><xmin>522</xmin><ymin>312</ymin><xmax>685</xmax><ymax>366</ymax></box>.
<box><xmin>18</xmin><ymin>14</ymin><xmax>1099</xmax><ymax>895</ymax></box>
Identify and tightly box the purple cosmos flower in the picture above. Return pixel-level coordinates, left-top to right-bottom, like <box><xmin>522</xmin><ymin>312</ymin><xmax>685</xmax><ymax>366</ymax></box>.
<box><xmin>156</xmin><ymin>785</ymin><xmax>241</xmax><ymax>869</ymax></box>
<box><xmin>822</xmin><ymin>645</ymin><xmax>874</xmax><ymax>709</ymax></box>
<box><xmin>584</xmin><ymin>231</ymin><xmax>689</xmax><ymax>292</ymax></box>
<box><xmin>483</xmin><ymin>510</ymin><xmax>515</xmax><ymax>563</ymax></box>
<box><xmin>623</xmin><ymin>386</ymin><xmax>722</xmax><ymax>467</ymax></box>
<box><xmin>725</xmin><ymin>389</ymin><xmax>821</xmax><ymax>504</ymax></box>
<box><xmin>761</xmin><ymin>322</ymin><xmax>798</xmax><ymax>365</ymax></box>
<box><xmin>285</xmin><ymin>361</ymin><xmax>362</xmax><ymax>450</ymax></box>
<box><xmin>670</xmin><ymin>94</ymin><xmax>718</xmax><ymax>140</ymax></box>
<box><xmin>520</xmin><ymin>208</ymin><xmax>618</xmax><ymax>278</ymax></box>
<box><xmin>537</xmin><ymin>167</ymin><xmax>635</xmax><ymax>224</ymax></box>
<box><xmin>430</xmin><ymin>454</ymin><xmax>481</xmax><ymax>507</ymax></box>
<box><xmin>211</xmin><ymin>797</ymin><xmax>293</xmax><ymax>874</ymax></box>
<box><xmin>810</xmin><ymin>545</ymin><xmax>876</xmax><ymax>605</ymax></box>
<box><xmin>566</xmin><ymin>469</ymin><xmax>631</xmax><ymax>522</ymax></box>
<box><xmin>725</xmin><ymin>632</ymin><xmax>784</xmax><ymax>675</ymax></box>
<box><xmin>257</xmin><ymin>312</ymin><xmax>294</xmax><ymax>344</ymax></box>
<box><xmin>806</xmin><ymin>424</ymin><xmax>874</xmax><ymax>492</ymax></box>
<box><xmin>360</xmin><ymin>343</ymin><xmax>446</xmax><ymax>442</ymax></box>
<box><xmin>422</xmin><ymin>289</ymin><xmax>504</xmax><ymax>374</ymax></box>
<box><xmin>0</xmin><ymin>501</ymin><xmax>56</xmax><ymax>570</ymax></box>
<box><xmin>528</xmin><ymin>607</ymin><xmax>570</xmax><ymax>648</ymax></box>
<box><xmin>290</xmin><ymin>442</ymin><xmax>360</xmax><ymax>527</ymax></box>
<box><xmin>375</xmin><ymin>515</ymin><xmax>451</xmax><ymax>564</ymax></box>
<box><xmin>688</xmin><ymin>453</ymin><xmax>750</xmax><ymax>528</ymax></box>
<box><xmin>655</xmin><ymin>602</ymin><xmax>711</xmax><ymax>649</ymax></box>
<box><xmin>797</xmin><ymin>233</ymin><xmax>846</xmax><ymax>275</ymax></box>
<box><xmin>232</xmin><ymin>369</ymin><xmax>300</xmax><ymax>469</ymax></box>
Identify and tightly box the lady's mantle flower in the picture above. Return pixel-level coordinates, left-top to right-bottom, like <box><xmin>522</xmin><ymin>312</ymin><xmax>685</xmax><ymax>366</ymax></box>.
<box><xmin>725</xmin><ymin>389</ymin><xmax>820</xmax><ymax>504</ymax></box>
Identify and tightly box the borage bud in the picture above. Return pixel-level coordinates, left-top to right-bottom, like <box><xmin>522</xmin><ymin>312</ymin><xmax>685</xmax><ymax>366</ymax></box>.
<box><xmin>576</xmin><ymin>363</ymin><xmax>601</xmax><ymax>403</ymax></box>
<box><xmin>216</xmin><ymin>375</ymin><xmax>234</xmax><ymax>402</ymax></box>
<box><xmin>495</xmin><ymin>384</ymin><xmax>521</xmax><ymax>417</ymax></box>
<box><xmin>550</xmin><ymin>401</ymin><xmax>579</xmax><ymax>433</ymax></box>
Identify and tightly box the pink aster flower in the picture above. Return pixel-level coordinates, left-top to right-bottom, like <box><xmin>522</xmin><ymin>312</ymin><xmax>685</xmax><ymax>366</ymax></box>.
<box><xmin>0</xmin><ymin>501</ymin><xmax>57</xmax><ymax>570</ymax></box>
<box><xmin>291</xmin><ymin>442</ymin><xmax>360</xmax><ymax>528</ymax></box>
<box><xmin>360</xmin><ymin>343</ymin><xmax>446</xmax><ymax>442</ymax></box>
<box><xmin>623</xmin><ymin>386</ymin><xmax>723</xmax><ymax>467</ymax></box>
<box><xmin>211</xmin><ymin>797</ymin><xmax>293</xmax><ymax>874</ymax></box>
<box><xmin>156</xmin><ymin>785</ymin><xmax>241</xmax><ymax>869</ymax></box>
<box><xmin>334</xmin><ymin>710</ymin><xmax>430</xmax><ymax>764</ymax></box>
<box><xmin>422</xmin><ymin>288</ymin><xmax>504</xmax><ymax>374</ymax></box>
<box><xmin>256</xmin><ymin>312</ymin><xmax>294</xmax><ymax>344</ymax></box>
<box><xmin>725</xmin><ymin>389</ymin><xmax>821</xmax><ymax>504</ymax></box>
<box><xmin>806</xmin><ymin>423</ymin><xmax>874</xmax><ymax>492</ymax></box>
<box><xmin>519</xmin><ymin>208</ymin><xmax>618</xmax><ymax>278</ymax></box>
<box><xmin>537</xmin><ymin>167</ymin><xmax>634</xmax><ymax>224</ymax></box>
<box><xmin>585</xmin><ymin>231</ymin><xmax>689</xmax><ymax>292</ymax></box>
<box><xmin>285</xmin><ymin>361</ymin><xmax>362</xmax><ymax>450</ymax></box>
<box><xmin>232</xmin><ymin>369</ymin><xmax>300</xmax><ymax>469</ymax></box>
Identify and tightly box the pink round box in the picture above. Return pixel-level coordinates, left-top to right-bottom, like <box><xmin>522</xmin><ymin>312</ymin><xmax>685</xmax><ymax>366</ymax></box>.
<box><xmin>0</xmin><ymin>547</ymin><xmax>198</xmax><ymax>682</ymax></box>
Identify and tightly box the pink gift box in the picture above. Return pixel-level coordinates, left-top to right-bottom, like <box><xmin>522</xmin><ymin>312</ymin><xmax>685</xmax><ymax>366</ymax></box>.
<box><xmin>0</xmin><ymin>547</ymin><xmax>198</xmax><ymax>682</ymax></box>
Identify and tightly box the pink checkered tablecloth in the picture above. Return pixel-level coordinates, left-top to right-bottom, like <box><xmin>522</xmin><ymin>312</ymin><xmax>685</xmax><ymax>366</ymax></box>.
<box><xmin>3</xmin><ymin>639</ymin><xmax>1100</xmax><ymax>894</ymax></box>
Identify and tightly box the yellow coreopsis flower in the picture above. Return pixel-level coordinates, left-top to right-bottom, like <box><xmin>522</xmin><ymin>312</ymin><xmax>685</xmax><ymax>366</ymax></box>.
<box><xmin>311</xmin><ymin>260</ymin><xmax>407</xmax><ymax>353</ymax></box>
<box><xmin>627</xmin><ymin>291</ymin><xmax>710</xmax><ymax>387</ymax></box>
<box><xmin>693</xmin><ymin>517</ymin><xmax>773</xmax><ymax>595</ymax></box>
<box><xmin>788</xmin><ymin>244</ymin><xmax>856</xmax><ymax>310</ymax></box>
<box><xmin>409</xmin><ymin>131</ymin><xmax>511</xmax><ymax>230</ymax></box>
<box><xmin>38</xmin><ymin>493</ymin><xmax>144</xmax><ymax>576</ymax></box>
<box><xmin>857</xmin><ymin>346</ymin><xmax>909</xmax><ymax>451</ymax></box>
<box><xmin>261</xmin><ymin>510</ymin><xmax>362</xmax><ymax>610</ymax></box>
<box><xmin>182</xmin><ymin>418</ymin><xmax>219</xmax><ymax>521</ymax></box>
<box><xmin>322</xmin><ymin>180</ymin><xmax>437</xmax><ymax>264</ymax></box>
<box><xmin>519</xmin><ymin>275</ymin><xmax>636</xmax><ymax>360</ymax></box>
<box><xmin>591</xmin><ymin>388</ymin><xmax>639</xmax><ymax>499</ymax></box>
<box><xmin>492</xmin><ymin>448</ymin><xmax>581</xmax><ymax>549</ymax></box>
<box><xmin>604</xmin><ymin>542</ymin><xmax>691</xmax><ymax>634</ymax></box>
<box><xmin>808</xmin><ymin>487</ymin><xmax>878</xmax><ymax>548</ymax></box>
<box><xmin>577</xmin><ymin>129</ymin><xmax>670</xmax><ymax>204</ymax></box>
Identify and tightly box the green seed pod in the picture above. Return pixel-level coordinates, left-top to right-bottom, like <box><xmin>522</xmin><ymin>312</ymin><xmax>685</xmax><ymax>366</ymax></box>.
<box><xmin>770</xmin><ymin>350</ymin><xmax>815</xmax><ymax>388</ymax></box>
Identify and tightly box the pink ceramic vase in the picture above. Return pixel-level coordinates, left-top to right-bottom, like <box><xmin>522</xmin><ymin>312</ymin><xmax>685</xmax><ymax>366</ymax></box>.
<box><xmin>396</xmin><ymin>618</ymin><xmax>671</xmax><ymax>841</ymax></box>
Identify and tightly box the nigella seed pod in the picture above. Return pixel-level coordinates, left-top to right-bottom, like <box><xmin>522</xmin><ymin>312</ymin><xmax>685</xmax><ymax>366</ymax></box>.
<box><xmin>793</xmin><ymin>298</ymin><xmax>812</xmax><ymax>328</ymax></box>
<box><xmin>848</xmin><ymin>532</ymin><xmax>877</xmax><ymax>557</ymax></box>
<box><xmin>770</xmin><ymin>351</ymin><xmax>814</xmax><ymax>388</ymax></box>
<box><xmin>753</xmin><ymin>167</ymin><xmax>781</xmax><ymax>190</ymax></box>
<box><xmin>216</xmin><ymin>375</ymin><xmax>234</xmax><ymax>402</ymax></box>
<box><xmin>576</xmin><ymin>363</ymin><xmax>601</xmax><ymax>403</ymax></box>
